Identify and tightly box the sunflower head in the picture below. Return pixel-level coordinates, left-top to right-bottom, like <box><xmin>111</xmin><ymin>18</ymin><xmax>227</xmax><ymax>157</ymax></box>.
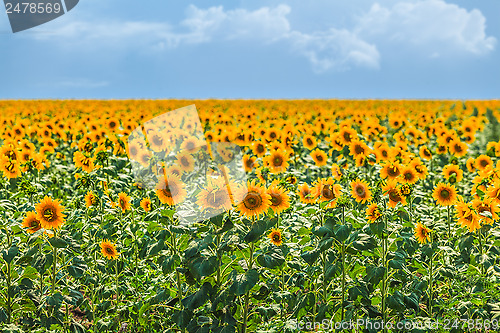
<box><xmin>268</xmin><ymin>228</ymin><xmax>283</xmax><ymax>246</ymax></box>
<box><xmin>432</xmin><ymin>183</ymin><xmax>457</xmax><ymax>206</ymax></box>
<box><xmin>35</xmin><ymin>196</ymin><xmax>65</xmax><ymax>230</ymax></box>
<box><xmin>117</xmin><ymin>192</ymin><xmax>131</xmax><ymax>213</ymax></box>
<box><xmin>22</xmin><ymin>211</ymin><xmax>42</xmax><ymax>234</ymax></box>
<box><xmin>414</xmin><ymin>222</ymin><xmax>432</xmax><ymax>244</ymax></box>
<box><xmin>140</xmin><ymin>197</ymin><xmax>152</xmax><ymax>212</ymax></box>
<box><xmin>100</xmin><ymin>240</ymin><xmax>120</xmax><ymax>260</ymax></box>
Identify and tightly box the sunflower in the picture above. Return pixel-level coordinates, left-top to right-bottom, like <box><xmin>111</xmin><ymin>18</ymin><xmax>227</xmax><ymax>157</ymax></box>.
<box><xmin>456</xmin><ymin>198</ymin><xmax>481</xmax><ymax>233</ymax></box>
<box><xmin>313</xmin><ymin>178</ymin><xmax>341</xmax><ymax>208</ymax></box>
<box><xmin>366</xmin><ymin>203</ymin><xmax>382</xmax><ymax>223</ymax></box>
<box><xmin>140</xmin><ymin>198</ymin><xmax>152</xmax><ymax>212</ymax></box>
<box><xmin>382</xmin><ymin>180</ymin><xmax>407</xmax><ymax>208</ymax></box>
<box><xmin>267</xmin><ymin>182</ymin><xmax>290</xmax><ymax>214</ymax></box>
<box><xmin>73</xmin><ymin>151</ymin><xmax>95</xmax><ymax>173</ymax></box>
<box><xmin>156</xmin><ymin>175</ymin><xmax>186</xmax><ymax>206</ymax></box>
<box><xmin>235</xmin><ymin>180</ymin><xmax>271</xmax><ymax>218</ymax></box>
<box><xmin>449</xmin><ymin>140</ymin><xmax>468</xmax><ymax>158</ymax></box>
<box><xmin>414</xmin><ymin>223</ymin><xmax>431</xmax><ymax>244</ymax></box>
<box><xmin>297</xmin><ymin>183</ymin><xmax>316</xmax><ymax>204</ymax></box>
<box><xmin>117</xmin><ymin>192</ymin><xmax>131</xmax><ymax>213</ymax></box>
<box><xmin>349</xmin><ymin>140</ymin><xmax>370</xmax><ymax>158</ymax></box>
<box><xmin>436</xmin><ymin>145</ymin><xmax>447</xmax><ymax>155</ymax></box>
<box><xmin>374</xmin><ymin>143</ymin><xmax>393</xmax><ymax>162</ymax></box>
<box><xmin>487</xmin><ymin>181</ymin><xmax>500</xmax><ymax>204</ymax></box>
<box><xmin>176</xmin><ymin>153</ymin><xmax>195</xmax><ymax>172</ymax></box>
<box><xmin>418</xmin><ymin>146</ymin><xmax>432</xmax><ymax>160</ymax></box>
<box><xmin>466</xmin><ymin>157</ymin><xmax>476</xmax><ymax>173</ymax></box>
<box><xmin>432</xmin><ymin>183</ymin><xmax>457</xmax><ymax>206</ymax></box>
<box><xmin>242</xmin><ymin>155</ymin><xmax>258</xmax><ymax>172</ymax></box>
<box><xmin>399</xmin><ymin>165</ymin><xmax>419</xmax><ymax>184</ymax></box>
<box><xmin>311</xmin><ymin>149</ymin><xmax>328</xmax><ymax>167</ymax></box>
<box><xmin>475</xmin><ymin>155</ymin><xmax>493</xmax><ymax>171</ymax></box>
<box><xmin>268</xmin><ymin>228</ymin><xmax>283</xmax><ymax>246</ymax></box>
<box><xmin>85</xmin><ymin>191</ymin><xmax>99</xmax><ymax>208</ymax></box>
<box><xmin>302</xmin><ymin>135</ymin><xmax>317</xmax><ymax>149</ymax></box>
<box><xmin>22</xmin><ymin>211</ymin><xmax>42</xmax><ymax>234</ymax></box>
<box><xmin>100</xmin><ymin>240</ymin><xmax>120</xmax><ymax>260</ymax></box>
<box><xmin>442</xmin><ymin>164</ymin><xmax>463</xmax><ymax>183</ymax></box>
<box><xmin>35</xmin><ymin>196</ymin><xmax>65</xmax><ymax>230</ymax></box>
<box><xmin>197</xmin><ymin>178</ymin><xmax>232</xmax><ymax>212</ymax></box>
<box><xmin>472</xmin><ymin>198</ymin><xmax>499</xmax><ymax>225</ymax></box>
<box><xmin>0</xmin><ymin>156</ymin><xmax>21</xmax><ymax>179</ymax></box>
<box><xmin>380</xmin><ymin>162</ymin><xmax>401</xmax><ymax>180</ymax></box>
<box><xmin>338</xmin><ymin>127</ymin><xmax>357</xmax><ymax>145</ymax></box>
<box><xmin>331</xmin><ymin>163</ymin><xmax>343</xmax><ymax>180</ymax></box>
<box><xmin>264</xmin><ymin>150</ymin><xmax>289</xmax><ymax>174</ymax></box>
<box><xmin>350</xmin><ymin>179</ymin><xmax>372</xmax><ymax>204</ymax></box>
<box><xmin>252</xmin><ymin>141</ymin><xmax>267</xmax><ymax>157</ymax></box>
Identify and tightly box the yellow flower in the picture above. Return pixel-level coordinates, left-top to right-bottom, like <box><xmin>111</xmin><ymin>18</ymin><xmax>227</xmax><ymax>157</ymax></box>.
<box><xmin>432</xmin><ymin>183</ymin><xmax>457</xmax><ymax>206</ymax></box>
<box><xmin>268</xmin><ymin>228</ymin><xmax>283</xmax><ymax>246</ymax></box>
<box><xmin>414</xmin><ymin>223</ymin><xmax>431</xmax><ymax>244</ymax></box>
<box><xmin>36</xmin><ymin>196</ymin><xmax>66</xmax><ymax>230</ymax></box>
<box><xmin>100</xmin><ymin>240</ymin><xmax>120</xmax><ymax>260</ymax></box>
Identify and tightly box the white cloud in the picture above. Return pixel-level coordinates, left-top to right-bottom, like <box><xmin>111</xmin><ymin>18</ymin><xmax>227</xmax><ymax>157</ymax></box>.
<box><xmin>29</xmin><ymin>1</ymin><xmax>496</xmax><ymax>73</ymax></box>
<box><xmin>288</xmin><ymin>29</ymin><xmax>380</xmax><ymax>72</ymax></box>
<box><xmin>357</xmin><ymin>0</ymin><xmax>496</xmax><ymax>55</ymax></box>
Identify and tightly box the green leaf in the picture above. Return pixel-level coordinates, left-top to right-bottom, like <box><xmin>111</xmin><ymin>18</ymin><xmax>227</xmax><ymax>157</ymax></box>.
<box><xmin>334</xmin><ymin>224</ymin><xmax>352</xmax><ymax>243</ymax></box>
<box><xmin>387</xmin><ymin>291</ymin><xmax>406</xmax><ymax>312</ymax></box>
<box><xmin>161</xmin><ymin>255</ymin><xmax>179</xmax><ymax>275</ymax></box>
<box><xmin>2</xmin><ymin>246</ymin><xmax>19</xmax><ymax>264</ymax></box>
<box><xmin>68</xmin><ymin>257</ymin><xmax>88</xmax><ymax>278</ymax></box>
<box><xmin>229</xmin><ymin>269</ymin><xmax>259</xmax><ymax>296</ymax></box>
<box><xmin>364</xmin><ymin>265</ymin><xmax>386</xmax><ymax>287</ymax></box>
<box><xmin>188</xmin><ymin>256</ymin><xmax>218</xmax><ymax>281</ymax></box>
<box><xmin>244</xmin><ymin>219</ymin><xmax>268</xmax><ymax>243</ymax></box>
<box><xmin>182</xmin><ymin>282</ymin><xmax>214</xmax><ymax>310</ymax></box>
<box><xmin>257</xmin><ymin>246</ymin><xmax>285</xmax><ymax>269</ymax></box>
<box><xmin>49</xmin><ymin>237</ymin><xmax>68</xmax><ymax>249</ymax></box>
<box><xmin>301</xmin><ymin>249</ymin><xmax>321</xmax><ymax>265</ymax></box>
<box><xmin>147</xmin><ymin>239</ymin><xmax>165</xmax><ymax>257</ymax></box>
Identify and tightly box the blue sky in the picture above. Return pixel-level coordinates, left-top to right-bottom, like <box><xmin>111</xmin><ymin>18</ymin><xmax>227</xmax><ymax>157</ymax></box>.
<box><xmin>0</xmin><ymin>0</ymin><xmax>498</xmax><ymax>99</ymax></box>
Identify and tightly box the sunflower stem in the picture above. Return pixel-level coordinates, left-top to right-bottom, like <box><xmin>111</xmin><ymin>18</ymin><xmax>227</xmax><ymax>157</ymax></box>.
<box><xmin>51</xmin><ymin>230</ymin><xmax>58</xmax><ymax>296</ymax></box>
<box><xmin>428</xmin><ymin>235</ymin><xmax>434</xmax><ymax>318</ymax></box>
<box><xmin>340</xmin><ymin>205</ymin><xmax>346</xmax><ymax>322</ymax></box>
<box><xmin>478</xmin><ymin>227</ymin><xmax>485</xmax><ymax>276</ymax></box>
<box><xmin>242</xmin><ymin>241</ymin><xmax>254</xmax><ymax>333</ymax></box>
<box><xmin>381</xmin><ymin>214</ymin><xmax>388</xmax><ymax>333</ymax></box>
<box><xmin>447</xmin><ymin>205</ymin><xmax>451</xmax><ymax>239</ymax></box>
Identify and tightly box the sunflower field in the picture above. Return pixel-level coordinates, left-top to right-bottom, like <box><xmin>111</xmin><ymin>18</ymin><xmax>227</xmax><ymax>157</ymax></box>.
<box><xmin>1</xmin><ymin>99</ymin><xmax>500</xmax><ymax>333</ymax></box>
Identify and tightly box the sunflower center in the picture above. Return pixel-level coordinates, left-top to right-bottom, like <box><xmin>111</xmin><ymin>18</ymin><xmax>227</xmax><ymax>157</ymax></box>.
<box><xmin>322</xmin><ymin>185</ymin><xmax>334</xmax><ymax>200</ymax></box>
<box><xmin>354</xmin><ymin>145</ymin><xmax>364</xmax><ymax>154</ymax></box>
<box><xmin>244</xmin><ymin>192</ymin><xmax>262</xmax><ymax>209</ymax></box>
<box><xmin>355</xmin><ymin>185</ymin><xmax>365</xmax><ymax>197</ymax></box>
<box><xmin>306</xmin><ymin>138</ymin><xmax>313</xmax><ymax>145</ymax></box>
<box><xmin>43</xmin><ymin>208</ymin><xmax>55</xmax><ymax>222</ymax></box>
<box><xmin>389</xmin><ymin>190</ymin><xmax>401</xmax><ymax>202</ymax></box>
<box><xmin>257</xmin><ymin>145</ymin><xmax>265</xmax><ymax>153</ymax></box>
<box><xmin>440</xmin><ymin>190</ymin><xmax>450</xmax><ymax>199</ymax></box>
<box><xmin>270</xmin><ymin>194</ymin><xmax>282</xmax><ymax>206</ymax></box>
<box><xmin>388</xmin><ymin>166</ymin><xmax>399</xmax><ymax>177</ymax></box>
<box><xmin>316</xmin><ymin>154</ymin><xmax>324</xmax><ymax>162</ymax></box>
<box><xmin>30</xmin><ymin>220</ymin><xmax>40</xmax><ymax>228</ymax></box>
<box><xmin>273</xmin><ymin>156</ymin><xmax>283</xmax><ymax>166</ymax></box>
<box><xmin>106</xmin><ymin>247</ymin><xmax>114</xmax><ymax>254</ymax></box>
<box><xmin>404</xmin><ymin>172</ymin><xmax>413</xmax><ymax>180</ymax></box>
<box><xmin>272</xmin><ymin>234</ymin><xmax>280</xmax><ymax>242</ymax></box>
